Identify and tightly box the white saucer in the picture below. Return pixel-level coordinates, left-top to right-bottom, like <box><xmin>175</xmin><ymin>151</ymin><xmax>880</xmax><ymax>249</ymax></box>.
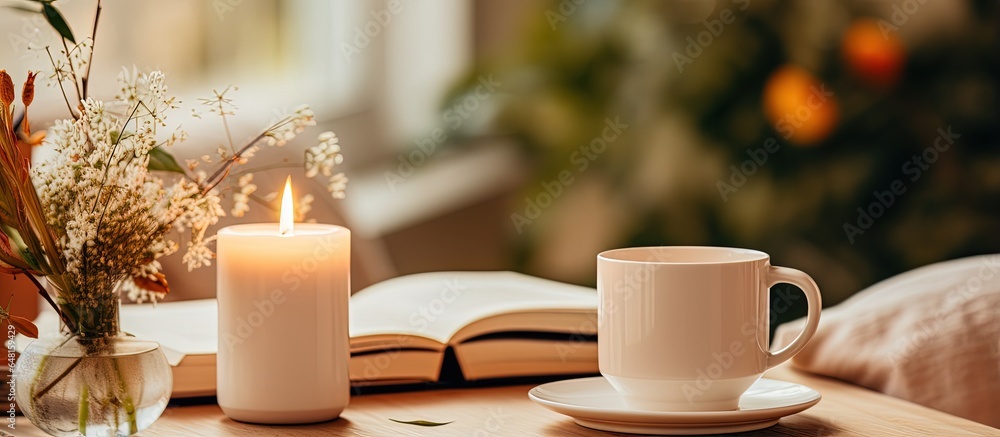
<box><xmin>529</xmin><ymin>377</ymin><xmax>821</xmax><ymax>435</ymax></box>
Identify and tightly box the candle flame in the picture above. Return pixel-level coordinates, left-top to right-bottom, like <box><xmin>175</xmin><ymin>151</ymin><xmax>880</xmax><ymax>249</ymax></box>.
<box><xmin>279</xmin><ymin>176</ymin><xmax>294</xmax><ymax>236</ymax></box>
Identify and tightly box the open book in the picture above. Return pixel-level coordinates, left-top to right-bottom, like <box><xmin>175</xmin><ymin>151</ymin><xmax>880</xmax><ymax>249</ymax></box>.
<box><xmin>26</xmin><ymin>271</ymin><xmax>598</xmax><ymax>397</ymax></box>
<box><xmin>350</xmin><ymin>271</ymin><xmax>598</xmax><ymax>386</ymax></box>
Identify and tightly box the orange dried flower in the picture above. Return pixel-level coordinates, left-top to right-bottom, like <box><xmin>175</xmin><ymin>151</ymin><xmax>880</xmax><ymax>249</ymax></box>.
<box><xmin>0</xmin><ymin>70</ymin><xmax>14</xmax><ymax>107</ymax></box>
<box><xmin>19</xmin><ymin>71</ymin><xmax>38</xmax><ymax>143</ymax></box>
<box><xmin>4</xmin><ymin>314</ymin><xmax>39</xmax><ymax>339</ymax></box>
<box><xmin>133</xmin><ymin>272</ymin><xmax>171</xmax><ymax>296</ymax></box>
<box><xmin>22</xmin><ymin>71</ymin><xmax>36</xmax><ymax>107</ymax></box>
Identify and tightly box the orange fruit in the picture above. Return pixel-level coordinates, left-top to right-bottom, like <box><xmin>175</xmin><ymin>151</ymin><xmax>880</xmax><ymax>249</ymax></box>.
<box><xmin>762</xmin><ymin>65</ymin><xmax>839</xmax><ymax>146</ymax></box>
<box><xmin>842</xmin><ymin>18</ymin><xmax>905</xmax><ymax>89</ymax></box>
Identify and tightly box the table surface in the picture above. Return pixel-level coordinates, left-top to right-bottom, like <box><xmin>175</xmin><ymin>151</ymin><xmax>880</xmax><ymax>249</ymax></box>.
<box><xmin>7</xmin><ymin>366</ymin><xmax>998</xmax><ymax>436</ymax></box>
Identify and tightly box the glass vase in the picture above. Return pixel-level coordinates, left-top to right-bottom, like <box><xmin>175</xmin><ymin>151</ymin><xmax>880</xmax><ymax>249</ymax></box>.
<box><xmin>14</xmin><ymin>331</ymin><xmax>172</xmax><ymax>435</ymax></box>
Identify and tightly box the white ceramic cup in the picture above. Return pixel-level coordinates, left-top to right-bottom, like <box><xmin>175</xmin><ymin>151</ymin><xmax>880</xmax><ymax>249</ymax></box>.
<box><xmin>597</xmin><ymin>246</ymin><xmax>821</xmax><ymax>411</ymax></box>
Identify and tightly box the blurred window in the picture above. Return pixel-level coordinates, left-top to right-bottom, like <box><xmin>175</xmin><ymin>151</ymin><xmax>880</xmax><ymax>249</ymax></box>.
<box><xmin>1</xmin><ymin>0</ymin><xmax>372</xmax><ymax>117</ymax></box>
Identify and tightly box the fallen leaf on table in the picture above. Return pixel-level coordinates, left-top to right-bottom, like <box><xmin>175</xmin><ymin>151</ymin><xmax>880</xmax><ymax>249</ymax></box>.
<box><xmin>389</xmin><ymin>419</ymin><xmax>454</xmax><ymax>427</ymax></box>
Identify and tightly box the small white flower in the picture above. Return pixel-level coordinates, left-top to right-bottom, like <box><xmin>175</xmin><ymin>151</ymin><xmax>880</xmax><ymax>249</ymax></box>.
<box><xmin>231</xmin><ymin>173</ymin><xmax>257</xmax><ymax>217</ymax></box>
<box><xmin>304</xmin><ymin>131</ymin><xmax>343</xmax><ymax>178</ymax></box>
<box><xmin>295</xmin><ymin>194</ymin><xmax>314</xmax><ymax>221</ymax></box>
<box><xmin>237</xmin><ymin>173</ymin><xmax>255</xmax><ymax>190</ymax></box>
<box><xmin>182</xmin><ymin>237</ymin><xmax>217</xmax><ymax>271</ymax></box>
<box><xmin>265</xmin><ymin>105</ymin><xmax>317</xmax><ymax>147</ymax></box>
<box><xmin>239</xmin><ymin>145</ymin><xmax>259</xmax><ymax>162</ymax></box>
<box><xmin>327</xmin><ymin>173</ymin><xmax>348</xmax><ymax>199</ymax></box>
<box><xmin>231</xmin><ymin>193</ymin><xmax>250</xmax><ymax>217</ymax></box>
<box><xmin>199</xmin><ymin>85</ymin><xmax>238</xmax><ymax>117</ymax></box>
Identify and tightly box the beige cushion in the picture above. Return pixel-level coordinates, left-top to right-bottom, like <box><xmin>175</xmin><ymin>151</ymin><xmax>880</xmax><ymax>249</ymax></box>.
<box><xmin>773</xmin><ymin>254</ymin><xmax>1000</xmax><ymax>428</ymax></box>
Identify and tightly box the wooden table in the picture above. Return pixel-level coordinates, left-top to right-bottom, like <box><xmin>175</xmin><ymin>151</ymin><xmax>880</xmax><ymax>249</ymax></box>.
<box><xmin>7</xmin><ymin>366</ymin><xmax>998</xmax><ymax>436</ymax></box>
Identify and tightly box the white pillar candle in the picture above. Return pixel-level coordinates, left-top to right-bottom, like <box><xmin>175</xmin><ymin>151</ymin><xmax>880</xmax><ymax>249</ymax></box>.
<box><xmin>216</xmin><ymin>179</ymin><xmax>350</xmax><ymax>424</ymax></box>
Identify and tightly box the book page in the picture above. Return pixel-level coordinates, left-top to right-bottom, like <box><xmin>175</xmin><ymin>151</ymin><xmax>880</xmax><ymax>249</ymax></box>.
<box><xmin>23</xmin><ymin>300</ymin><xmax>217</xmax><ymax>366</ymax></box>
<box><xmin>349</xmin><ymin>271</ymin><xmax>596</xmax><ymax>345</ymax></box>
<box><xmin>120</xmin><ymin>299</ymin><xmax>218</xmax><ymax>364</ymax></box>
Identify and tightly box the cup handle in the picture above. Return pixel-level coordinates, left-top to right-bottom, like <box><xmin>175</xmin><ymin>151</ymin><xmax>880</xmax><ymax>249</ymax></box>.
<box><xmin>765</xmin><ymin>266</ymin><xmax>822</xmax><ymax>370</ymax></box>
